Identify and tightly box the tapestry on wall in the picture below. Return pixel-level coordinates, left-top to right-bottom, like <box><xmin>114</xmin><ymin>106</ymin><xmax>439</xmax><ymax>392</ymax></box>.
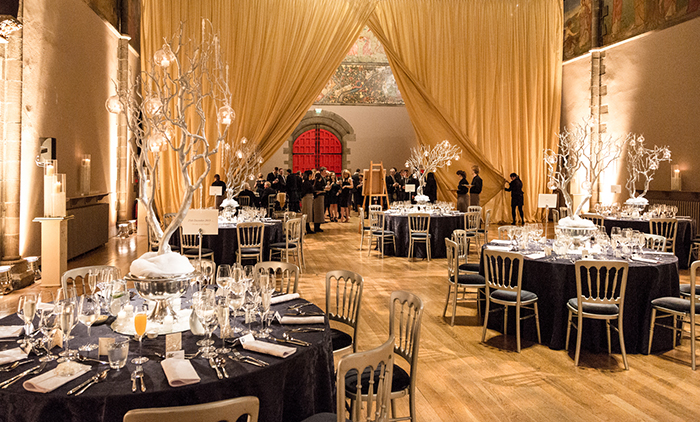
<box><xmin>315</xmin><ymin>27</ymin><xmax>404</xmax><ymax>105</ymax></box>
<box><xmin>563</xmin><ymin>0</ymin><xmax>700</xmax><ymax>60</ymax></box>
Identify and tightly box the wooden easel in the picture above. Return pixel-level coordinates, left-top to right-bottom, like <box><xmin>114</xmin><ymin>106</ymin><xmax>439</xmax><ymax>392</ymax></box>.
<box><xmin>363</xmin><ymin>161</ymin><xmax>388</xmax><ymax>210</ymax></box>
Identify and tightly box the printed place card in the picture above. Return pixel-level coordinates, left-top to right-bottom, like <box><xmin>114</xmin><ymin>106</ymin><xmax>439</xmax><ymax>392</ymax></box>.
<box><xmin>166</xmin><ymin>332</ymin><xmax>182</xmax><ymax>353</ymax></box>
<box><xmin>98</xmin><ymin>338</ymin><xmax>115</xmax><ymax>356</ymax></box>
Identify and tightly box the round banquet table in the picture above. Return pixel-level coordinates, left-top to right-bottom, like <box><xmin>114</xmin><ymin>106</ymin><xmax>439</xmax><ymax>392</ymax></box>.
<box><xmin>384</xmin><ymin>212</ymin><xmax>464</xmax><ymax>258</ymax></box>
<box><xmin>602</xmin><ymin>216</ymin><xmax>696</xmax><ymax>269</ymax></box>
<box><xmin>170</xmin><ymin>220</ymin><xmax>284</xmax><ymax>266</ymax></box>
<box><xmin>0</xmin><ymin>297</ymin><xmax>334</xmax><ymax>422</ymax></box>
<box><xmin>480</xmin><ymin>246</ymin><xmax>680</xmax><ymax>354</ymax></box>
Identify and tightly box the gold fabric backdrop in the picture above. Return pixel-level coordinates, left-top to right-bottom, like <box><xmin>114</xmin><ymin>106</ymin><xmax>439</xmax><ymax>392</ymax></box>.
<box><xmin>142</xmin><ymin>0</ymin><xmax>562</xmax><ymax>223</ymax></box>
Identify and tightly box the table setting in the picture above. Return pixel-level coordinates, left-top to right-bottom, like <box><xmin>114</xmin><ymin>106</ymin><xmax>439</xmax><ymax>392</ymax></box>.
<box><xmin>0</xmin><ymin>264</ymin><xmax>334</xmax><ymax>422</ymax></box>
<box><xmin>480</xmin><ymin>224</ymin><xmax>680</xmax><ymax>354</ymax></box>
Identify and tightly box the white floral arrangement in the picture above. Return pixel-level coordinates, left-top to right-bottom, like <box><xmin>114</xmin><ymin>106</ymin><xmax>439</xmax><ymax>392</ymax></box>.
<box><xmin>414</xmin><ymin>194</ymin><xmax>430</xmax><ymax>203</ymax></box>
<box><xmin>556</xmin><ymin>216</ymin><xmax>596</xmax><ymax>228</ymax></box>
<box><xmin>221</xmin><ymin>198</ymin><xmax>239</xmax><ymax>209</ymax></box>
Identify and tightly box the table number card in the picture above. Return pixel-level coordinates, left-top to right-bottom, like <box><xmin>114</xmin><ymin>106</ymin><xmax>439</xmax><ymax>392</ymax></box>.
<box><xmin>182</xmin><ymin>209</ymin><xmax>219</xmax><ymax>235</ymax></box>
<box><xmin>166</xmin><ymin>332</ymin><xmax>182</xmax><ymax>353</ymax></box>
<box><xmin>98</xmin><ymin>338</ymin><xmax>115</xmax><ymax>356</ymax></box>
<box><xmin>49</xmin><ymin>330</ymin><xmax>63</xmax><ymax>350</ymax></box>
<box><xmin>209</xmin><ymin>186</ymin><xmax>223</xmax><ymax>196</ymax></box>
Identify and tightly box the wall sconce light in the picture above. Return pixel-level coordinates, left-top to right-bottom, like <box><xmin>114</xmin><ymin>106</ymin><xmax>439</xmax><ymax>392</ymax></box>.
<box><xmin>0</xmin><ymin>15</ymin><xmax>22</xmax><ymax>40</ymax></box>
<box><xmin>314</xmin><ymin>108</ymin><xmax>322</xmax><ymax>115</ymax></box>
<box><xmin>671</xmin><ymin>164</ymin><xmax>681</xmax><ymax>191</ymax></box>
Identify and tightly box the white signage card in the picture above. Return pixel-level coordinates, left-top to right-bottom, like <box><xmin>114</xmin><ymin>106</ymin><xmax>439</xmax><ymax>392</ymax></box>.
<box><xmin>182</xmin><ymin>209</ymin><xmax>219</xmax><ymax>235</ymax></box>
<box><xmin>538</xmin><ymin>193</ymin><xmax>558</xmax><ymax>209</ymax></box>
<box><xmin>610</xmin><ymin>184</ymin><xmax>622</xmax><ymax>193</ymax></box>
<box><xmin>209</xmin><ymin>186</ymin><xmax>223</xmax><ymax>196</ymax></box>
<box><xmin>405</xmin><ymin>184</ymin><xmax>416</xmax><ymax>193</ymax></box>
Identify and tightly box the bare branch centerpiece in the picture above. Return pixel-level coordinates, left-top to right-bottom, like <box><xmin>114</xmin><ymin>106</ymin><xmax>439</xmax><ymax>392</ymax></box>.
<box><xmin>106</xmin><ymin>20</ymin><xmax>233</xmax><ymax>325</ymax></box>
<box><xmin>220</xmin><ymin>136</ymin><xmax>263</xmax><ymax>220</ymax></box>
<box><xmin>544</xmin><ymin>119</ymin><xmax>630</xmax><ymax>246</ymax></box>
<box><xmin>624</xmin><ymin>136</ymin><xmax>671</xmax><ymax>214</ymax></box>
<box><xmin>404</xmin><ymin>140</ymin><xmax>461</xmax><ymax>207</ymax></box>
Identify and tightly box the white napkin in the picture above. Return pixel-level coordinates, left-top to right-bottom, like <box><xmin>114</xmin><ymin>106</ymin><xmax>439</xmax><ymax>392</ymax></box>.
<box><xmin>0</xmin><ymin>348</ymin><xmax>28</xmax><ymax>365</ymax></box>
<box><xmin>271</xmin><ymin>293</ymin><xmax>300</xmax><ymax>305</ymax></box>
<box><xmin>280</xmin><ymin>316</ymin><xmax>325</xmax><ymax>325</ymax></box>
<box><xmin>240</xmin><ymin>335</ymin><xmax>296</xmax><ymax>358</ymax></box>
<box><xmin>0</xmin><ymin>325</ymin><xmax>24</xmax><ymax>339</ymax></box>
<box><xmin>490</xmin><ymin>240</ymin><xmax>512</xmax><ymax>246</ymax></box>
<box><xmin>161</xmin><ymin>358</ymin><xmax>201</xmax><ymax>387</ymax></box>
<box><xmin>642</xmin><ymin>250</ymin><xmax>674</xmax><ymax>255</ymax></box>
<box><xmin>632</xmin><ymin>256</ymin><xmax>657</xmax><ymax>264</ymax></box>
<box><xmin>485</xmin><ymin>245</ymin><xmax>512</xmax><ymax>252</ymax></box>
<box><xmin>23</xmin><ymin>363</ymin><xmax>91</xmax><ymax>393</ymax></box>
<box><xmin>525</xmin><ymin>253</ymin><xmax>546</xmax><ymax>260</ymax></box>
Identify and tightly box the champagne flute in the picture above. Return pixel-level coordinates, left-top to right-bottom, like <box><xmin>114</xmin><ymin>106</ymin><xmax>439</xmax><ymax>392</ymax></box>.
<box><xmin>58</xmin><ymin>301</ymin><xmax>76</xmax><ymax>368</ymax></box>
<box><xmin>17</xmin><ymin>293</ymin><xmax>38</xmax><ymax>346</ymax></box>
<box><xmin>86</xmin><ymin>270</ymin><xmax>98</xmax><ymax>295</ymax></box>
<box><xmin>227</xmin><ymin>280</ymin><xmax>245</xmax><ymax>334</ymax></box>
<box><xmin>131</xmin><ymin>305</ymin><xmax>149</xmax><ymax>364</ymax></box>
<box><xmin>78</xmin><ymin>295</ymin><xmax>100</xmax><ymax>352</ymax></box>
<box><xmin>195</xmin><ymin>294</ymin><xmax>218</xmax><ymax>358</ymax></box>
<box><xmin>258</xmin><ymin>288</ymin><xmax>273</xmax><ymax>338</ymax></box>
<box><xmin>38</xmin><ymin>303</ymin><xmax>59</xmax><ymax>351</ymax></box>
<box><xmin>215</xmin><ymin>296</ymin><xmax>231</xmax><ymax>353</ymax></box>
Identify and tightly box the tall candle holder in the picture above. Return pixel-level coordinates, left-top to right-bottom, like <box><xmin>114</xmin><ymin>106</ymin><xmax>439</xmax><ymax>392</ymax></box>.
<box><xmin>52</xmin><ymin>174</ymin><xmax>67</xmax><ymax>217</ymax></box>
<box><xmin>80</xmin><ymin>154</ymin><xmax>91</xmax><ymax>195</ymax></box>
<box><xmin>43</xmin><ymin>160</ymin><xmax>57</xmax><ymax>217</ymax></box>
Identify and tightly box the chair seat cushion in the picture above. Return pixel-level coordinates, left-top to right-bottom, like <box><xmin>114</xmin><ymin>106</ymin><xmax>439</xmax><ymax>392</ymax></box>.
<box><xmin>372</xmin><ymin>230</ymin><xmax>395</xmax><ymax>236</ymax></box>
<box><xmin>679</xmin><ymin>284</ymin><xmax>700</xmax><ymax>297</ymax></box>
<box><xmin>490</xmin><ymin>289</ymin><xmax>537</xmax><ymax>303</ymax></box>
<box><xmin>567</xmin><ymin>298</ymin><xmax>619</xmax><ymax>315</ymax></box>
<box><xmin>459</xmin><ymin>263</ymin><xmax>481</xmax><ymax>273</ymax></box>
<box><xmin>182</xmin><ymin>248</ymin><xmax>213</xmax><ymax>256</ymax></box>
<box><xmin>410</xmin><ymin>233</ymin><xmax>431</xmax><ymax>239</ymax></box>
<box><xmin>344</xmin><ymin>363</ymin><xmax>411</xmax><ymax>395</ymax></box>
<box><xmin>239</xmin><ymin>247</ymin><xmax>261</xmax><ymax>254</ymax></box>
<box><xmin>452</xmin><ymin>274</ymin><xmax>485</xmax><ymax>286</ymax></box>
<box><xmin>301</xmin><ymin>413</ymin><xmax>350</xmax><ymax>422</ymax></box>
<box><xmin>270</xmin><ymin>242</ymin><xmax>297</xmax><ymax>249</ymax></box>
<box><xmin>330</xmin><ymin>328</ymin><xmax>353</xmax><ymax>352</ymax></box>
<box><xmin>651</xmin><ymin>296</ymin><xmax>700</xmax><ymax>313</ymax></box>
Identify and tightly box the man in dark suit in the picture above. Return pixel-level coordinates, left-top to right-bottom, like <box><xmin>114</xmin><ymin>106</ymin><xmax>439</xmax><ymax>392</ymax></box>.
<box><xmin>385</xmin><ymin>167</ymin><xmax>399</xmax><ymax>204</ymax></box>
<box><xmin>286</xmin><ymin>169</ymin><xmax>300</xmax><ymax>212</ymax></box>
<box><xmin>351</xmin><ymin>168</ymin><xmax>361</xmax><ymax>211</ymax></box>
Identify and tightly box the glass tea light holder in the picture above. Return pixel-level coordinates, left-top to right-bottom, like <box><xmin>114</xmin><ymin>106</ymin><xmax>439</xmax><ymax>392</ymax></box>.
<box><xmin>43</xmin><ymin>160</ymin><xmax>57</xmax><ymax>217</ymax></box>
<box><xmin>80</xmin><ymin>154</ymin><xmax>91</xmax><ymax>195</ymax></box>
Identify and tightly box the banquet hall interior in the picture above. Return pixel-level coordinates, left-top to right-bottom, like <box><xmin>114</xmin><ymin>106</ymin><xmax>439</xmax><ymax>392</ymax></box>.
<box><xmin>0</xmin><ymin>0</ymin><xmax>699</xmax><ymax>420</ymax></box>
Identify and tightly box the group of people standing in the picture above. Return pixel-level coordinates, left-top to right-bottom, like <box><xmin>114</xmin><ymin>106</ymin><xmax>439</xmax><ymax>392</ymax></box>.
<box><xmin>385</xmin><ymin>167</ymin><xmax>438</xmax><ymax>203</ymax></box>
<box><xmin>455</xmin><ymin>165</ymin><xmax>483</xmax><ymax>211</ymax></box>
<box><xmin>299</xmin><ymin>167</ymin><xmax>357</xmax><ymax>234</ymax></box>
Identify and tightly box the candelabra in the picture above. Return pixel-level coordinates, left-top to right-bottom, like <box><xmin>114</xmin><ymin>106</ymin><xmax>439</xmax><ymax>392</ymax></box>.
<box><xmin>404</xmin><ymin>140</ymin><xmax>461</xmax><ymax>196</ymax></box>
<box><xmin>625</xmin><ymin>135</ymin><xmax>671</xmax><ymax>203</ymax></box>
<box><xmin>106</xmin><ymin>20</ymin><xmax>233</xmax><ymax>254</ymax></box>
<box><xmin>544</xmin><ymin>119</ymin><xmax>631</xmax><ymax>220</ymax></box>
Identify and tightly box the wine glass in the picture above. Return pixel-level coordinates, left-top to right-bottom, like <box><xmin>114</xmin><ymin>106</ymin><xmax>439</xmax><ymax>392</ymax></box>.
<box><xmin>227</xmin><ymin>279</ymin><xmax>245</xmax><ymax>334</ymax></box>
<box><xmin>38</xmin><ymin>303</ymin><xmax>59</xmax><ymax>352</ymax></box>
<box><xmin>78</xmin><ymin>295</ymin><xmax>100</xmax><ymax>352</ymax></box>
<box><xmin>17</xmin><ymin>293</ymin><xmax>38</xmax><ymax>346</ymax></box>
<box><xmin>131</xmin><ymin>305</ymin><xmax>149</xmax><ymax>364</ymax></box>
<box><xmin>215</xmin><ymin>296</ymin><xmax>231</xmax><ymax>354</ymax></box>
<box><xmin>195</xmin><ymin>293</ymin><xmax>218</xmax><ymax>358</ymax></box>
<box><xmin>216</xmin><ymin>264</ymin><xmax>231</xmax><ymax>290</ymax></box>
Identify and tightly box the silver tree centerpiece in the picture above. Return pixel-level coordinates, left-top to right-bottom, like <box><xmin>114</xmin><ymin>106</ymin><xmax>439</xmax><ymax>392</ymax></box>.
<box><xmin>106</xmin><ymin>20</ymin><xmax>234</xmax><ymax>324</ymax></box>
<box><xmin>544</xmin><ymin>119</ymin><xmax>630</xmax><ymax>234</ymax></box>
<box><xmin>404</xmin><ymin>140</ymin><xmax>461</xmax><ymax>203</ymax></box>
<box><xmin>221</xmin><ymin>136</ymin><xmax>263</xmax><ymax>201</ymax></box>
<box><xmin>624</xmin><ymin>135</ymin><xmax>671</xmax><ymax>208</ymax></box>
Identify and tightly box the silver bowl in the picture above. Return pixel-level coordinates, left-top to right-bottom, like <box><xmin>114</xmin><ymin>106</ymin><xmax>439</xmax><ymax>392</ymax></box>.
<box><xmin>125</xmin><ymin>272</ymin><xmax>196</xmax><ymax>323</ymax></box>
<box><xmin>555</xmin><ymin>224</ymin><xmax>597</xmax><ymax>247</ymax></box>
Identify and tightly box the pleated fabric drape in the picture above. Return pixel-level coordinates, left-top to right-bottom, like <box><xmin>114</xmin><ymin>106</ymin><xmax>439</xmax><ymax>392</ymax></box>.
<box><xmin>141</xmin><ymin>0</ymin><xmax>375</xmax><ymax>212</ymax></box>
<box><xmin>141</xmin><ymin>0</ymin><xmax>562</xmax><ymax>222</ymax></box>
<box><xmin>367</xmin><ymin>0</ymin><xmax>563</xmax><ymax>222</ymax></box>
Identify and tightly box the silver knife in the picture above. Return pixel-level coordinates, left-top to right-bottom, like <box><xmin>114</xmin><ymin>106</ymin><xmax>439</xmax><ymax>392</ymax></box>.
<box><xmin>68</xmin><ymin>372</ymin><xmax>100</xmax><ymax>395</ymax></box>
<box><xmin>0</xmin><ymin>364</ymin><xmax>42</xmax><ymax>388</ymax></box>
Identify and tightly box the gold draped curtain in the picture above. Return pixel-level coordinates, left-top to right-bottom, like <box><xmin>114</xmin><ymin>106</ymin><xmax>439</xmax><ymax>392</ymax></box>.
<box><xmin>141</xmin><ymin>0</ymin><xmax>375</xmax><ymax>212</ymax></box>
<box><xmin>368</xmin><ymin>0</ymin><xmax>562</xmax><ymax>223</ymax></box>
<box><xmin>142</xmin><ymin>0</ymin><xmax>562</xmax><ymax>222</ymax></box>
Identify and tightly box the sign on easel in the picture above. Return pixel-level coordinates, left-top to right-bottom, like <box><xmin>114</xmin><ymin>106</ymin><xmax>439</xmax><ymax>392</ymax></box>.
<box><xmin>538</xmin><ymin>194</ymin><xmax>558</xmax><ymax>209</ymax></box>
<box><xmin>182</xmin><ymin>209</ymin><xmax>219</xmax><ymax>235</ymax></box>
<box><xmin>610</xmin><ymin>185</ymin><xmax>622</xmax><ymax>193</ymax></box>
<box><xmin>209</xmin><ymin>186</ymin><xmax>223</xmax><ymax>196</ymax></box>
<box><xmin>405</xmin><ymin>184</ymin><xmax>416</xmax><ymax>193</ymax></box>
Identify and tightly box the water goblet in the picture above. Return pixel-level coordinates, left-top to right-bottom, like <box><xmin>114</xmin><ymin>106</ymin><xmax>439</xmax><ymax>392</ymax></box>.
<box><xmin>131</xmin><ymin>305</ymin><xmax>149</xmax><ymax>364</ymax></box>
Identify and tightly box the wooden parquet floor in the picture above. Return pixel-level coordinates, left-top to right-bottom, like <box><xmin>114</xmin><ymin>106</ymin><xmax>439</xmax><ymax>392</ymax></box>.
<box><xmin>2</xmin><ymin>214</ymin><xmax>699</xmax><ymax>421</ymax></box>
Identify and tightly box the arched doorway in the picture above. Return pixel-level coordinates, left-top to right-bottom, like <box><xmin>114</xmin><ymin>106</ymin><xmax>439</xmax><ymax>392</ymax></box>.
<box><xmin>292</xmin><ymin>127</ymin><xmax>342</xmax><ymax>173</ymax></box>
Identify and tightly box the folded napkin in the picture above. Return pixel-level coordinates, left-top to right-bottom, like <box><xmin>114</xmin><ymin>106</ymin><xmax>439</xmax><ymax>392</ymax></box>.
<box><xmin>525</xmin><ymin>253</ymin><xmax>546</xmax><ymax>260</ymax></box>
<box><xmin>0</xmin><ymin>348</ymin><xmax>28</xmax><ymax>365</ymax></box>
<box><xmin>642</xmin><ymin>250</ymin><xmax>674</xmax><ymax>255</ymax></box>
<box><xmin>0</xmin><ymin>325</ymin><xmax>24</xmax><ymax>339</ymax></box>
<box><xmin>161</xmin><ymin>358</ymin><xmax>201</xmax><ymax>387</ymax></box>
<box><xmin>490</xmin><ymin>240</ymin><xmax>512</xmax><ymax>246</ymax></box>
<box><xmin>271</xmin><ymin>293</ymin><xmax>300</xmax><ymax>305</ymax></box>
<box><xmin>632</xmin><ymin>256</ymin><xmax>657</xmax><ymax>264</ymax></box>
<box><xmin>280</xmin><ymin>316</ymin><xmax>325</xmax><ymax>325</ymax></box>
<box><xmin>23</xmin><ymin>363</ymin><xmax>91</xmax><ymax>393</ymax></box>
<box><xmin>240</xmin><ymin>336</ymin><xmax>296</xmax><ymax>358</ymax></box>
<box><xmin>485</xmin><ymin>245</ymin><xmax>512</xmax><ymax>252</ymax></box>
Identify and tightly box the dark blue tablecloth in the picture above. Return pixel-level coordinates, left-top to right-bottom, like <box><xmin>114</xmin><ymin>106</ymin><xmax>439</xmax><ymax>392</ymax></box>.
<box><xmin>0</xmin><ymin>297</ymin><xmax>333</xmax><ymax>422</ymax></box>
<box><xmin>384</xmin><ymin>213</ymin><xmax>464</xmax><ymax>258</ymax></box>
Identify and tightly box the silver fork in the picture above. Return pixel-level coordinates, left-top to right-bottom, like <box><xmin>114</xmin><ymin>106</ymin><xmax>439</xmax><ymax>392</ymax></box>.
<box><xmin>209</xmin><ymin>357</ymin><xmax>223</xmax><ymax>379</ymax></box>
<box><xmin>229</xmin><ymin>350</ymin><xmax>268</xmax><ymax>367</ymax></box>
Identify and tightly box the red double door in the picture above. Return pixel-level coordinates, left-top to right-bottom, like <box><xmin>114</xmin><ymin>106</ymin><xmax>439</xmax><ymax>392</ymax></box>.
<box><xmin>292</xmin><ymin>127</ymin><xmax>342</xmax><ymax>173</ymax></box>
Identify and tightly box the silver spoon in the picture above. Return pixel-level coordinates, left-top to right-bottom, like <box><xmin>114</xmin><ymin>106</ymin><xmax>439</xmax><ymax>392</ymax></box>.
<box><xmin>215</xmin><ymin>356</ymin><xmax>229</xmax><ymax>378</ymax></box>
<box><xmin>74</xmin><ymin>368</ymin><xmax>108</xmax><ymax>396</ymax></box>
<box><xmin>0</xmin><ymin>362</ymin><xmax>46</xmax><ymax>389</ymax></box>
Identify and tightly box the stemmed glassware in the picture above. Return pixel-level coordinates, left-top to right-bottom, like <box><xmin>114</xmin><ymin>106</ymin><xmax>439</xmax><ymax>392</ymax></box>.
<box><xmin>56</xmin><ymin>286</ymin><xmax>78</xmax><ymax>358</ymax></box>
<box><xmin>17</xmin><ymin>293</ymin><xmax>38</xmax><ymax>346</ymax></box>
<box><xmin>216</xmin><ymin>264</ymin><xmax>231</xmax><ymax>290</ymax></box>
<box><xmin>131</xmin><ymin>304</ymin><xmax>149</xmax><ymax>364</ymax></box>
<box><xmin>215</xmin><ymin>296</ymin><xmax>231</xmax><ymax>354</ymax></box>
<box><xmin>227</xmin><ymin>279</ymin><xmax>245</xmax><ymax>334</ymax></box>
<box><xmin>257</xmin><ymin>274</ymin><xmax>274</xmax><ymax>339</ymax></box>
<box><xmin>78</xmin><ymin>295</ymin><xmax>100</xmax><ymax>352</ymax></box>
<box><xmin>195</xmin><ymin>291</ymin><xmax>218</xmax><ymax>359</ymax></box>
<box><xmin>38</xmin><ymin>301</ymin><xmax>59</xmax><ymax>351</ymax></box>
<box><xmin>243</xmin><ymin>276</ymin><xmax>262</xmax><ymax>335</ymax></box>
<box><xmin>57</xmin><ymin>301</ymin><xmax>77</xmax><ymax>368</ymax></box>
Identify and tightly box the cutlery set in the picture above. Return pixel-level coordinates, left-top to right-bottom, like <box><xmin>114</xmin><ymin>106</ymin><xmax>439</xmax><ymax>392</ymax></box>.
<box><xmin>0</xmin><ymin>362</ymin><xmax>46</xmax><ymax>389</ymax></box>
<box><xmin>229</xmin><ymin>350</ymin><xmax>269</xmax><ymax>367</ymax></box>
<box><xmin>68</xmin><ymin>368</ymin><xmax>109</xmax><ymax>396</ymax></box>
<box><xmin>130</xmin><ymin>365</ymin><xmax>145</xmax><ymax>393</ymax></box>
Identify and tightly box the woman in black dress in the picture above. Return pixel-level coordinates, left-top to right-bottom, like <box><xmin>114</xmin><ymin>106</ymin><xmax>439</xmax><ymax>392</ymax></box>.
<box><xmin>339</xmin><ymin>169</ymin><xmax>353</xmax><ymax>222</ymax></box>
<box><xmin>469</xmin><ymin>165</ymin><xmax>482</xmax><ymax>206</ymax></box>
<box><xmin>505</xmin><ymin>172</ymin><xmax>524</xmax><ymax>225</ymax></box>
<box><xmin>456</xmin><ymin>170</ymin><xmax>470</xmax><ymax>211</ymax></box>
<box><xmin>327</xmin><ymin>172</ymin><xmax>340</xmax><ymax>222</ymax></box>
<box><xmin>424</xmin><ymin>172</ymin><xmax>438</xmax><ymax>203</ymax></box>
<box><xmin>300</xmin><ymin>170</ymin><xmax>315</xmax><ymax>234</ymax></box>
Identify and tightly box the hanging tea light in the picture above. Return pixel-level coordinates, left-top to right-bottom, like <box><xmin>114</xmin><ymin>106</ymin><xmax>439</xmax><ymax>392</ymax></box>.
<box><xmin>154</xmin><ymin>44</ymin><xmax>176</xmax><ymax>67</ymax></box>
<box><xmin>148</xmin><ymin>132</ymin><xmax>167</xmax><ymax>152</ymax></box>
<box><xmin>144</xmin><ymin>96</ymin><xmax>163</xmax><ymax>116</ymax></box>
<box><xmin>217</xmin><ymin>105</ymin><xmax>235</xmax><ymax>126</ymax></box>
<box><xmin>105</xmin><ymin>95</ymin><xmax>123</xmax><ymax>114</ymax></box>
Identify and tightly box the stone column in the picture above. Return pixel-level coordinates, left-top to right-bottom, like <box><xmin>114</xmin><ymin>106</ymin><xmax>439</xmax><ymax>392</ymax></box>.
<box><xmin>116</xmin><ymin>35</ymin><xmax>131</xmax><ymax>223</ymax></box>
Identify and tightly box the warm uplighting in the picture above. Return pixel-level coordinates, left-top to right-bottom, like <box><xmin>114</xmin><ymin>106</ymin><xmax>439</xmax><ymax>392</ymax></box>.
<box><xmin>217</xmin><ymin>105</ymin><xmax>235</xmax><ymax>126</ymax></box>
<box><xmin>105</xmin><ymin>95</ymin><xmax>123</xmax><ymax>114</ymax></box>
